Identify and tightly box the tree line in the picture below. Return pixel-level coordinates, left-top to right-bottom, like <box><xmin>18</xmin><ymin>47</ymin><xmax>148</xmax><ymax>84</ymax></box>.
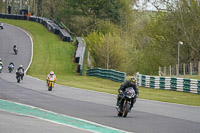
<box><xmin>1</xmin><ymin>0</ymin><xmax>200</xmax><ymax>76</ymax></box>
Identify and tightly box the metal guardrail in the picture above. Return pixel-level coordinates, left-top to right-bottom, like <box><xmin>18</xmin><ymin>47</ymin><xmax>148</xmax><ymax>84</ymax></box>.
<box><xmin>86</xmin><ymin>68</ymin><xmax>126</xmax><ymax>82</ymax></box>
<box><xmin>75</xmin><ymin>37</ymin><xmax>86</xmax><ymax>75</ymax></box>
<box><xmin>0</xmin><ymin>13</ymin><xmax>73</xmax><ymax>42</ymax></box>
<box><xmin>136</xmin><ymin>72</ymin><xmax>200</xmax><ymax>94</ymax></box>
<box><xmin>30</xmin><ymin>16</ymin><xmax>72</xmax><ymax>42</ymax></box>
<box><xmin>0</xmin><ymin>13</ymin><xmax>27</xmax><ymax>20</ymax></box>
<box><xmin>0</xmin><ymin>13</ymin><xmax>86</xmax><ymax>75</ymax></box>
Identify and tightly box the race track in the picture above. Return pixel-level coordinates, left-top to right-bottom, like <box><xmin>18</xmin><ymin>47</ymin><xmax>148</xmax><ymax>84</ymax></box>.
<box><xmin>0</xmin><ymin>23</ymin><xmax>200</xmax><ymax>133</ymax></box>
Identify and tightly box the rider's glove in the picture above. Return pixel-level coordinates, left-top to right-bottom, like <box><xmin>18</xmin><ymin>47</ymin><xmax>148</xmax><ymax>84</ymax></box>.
<box><xmin>119</xmin><ymin>90</ymin><xmax>123</xmax><ymax>94</ymax></box>
<box><xmin>136</xmin><ymin>94</ymin><xmax>139</xmax><ymax>98</ymax></box>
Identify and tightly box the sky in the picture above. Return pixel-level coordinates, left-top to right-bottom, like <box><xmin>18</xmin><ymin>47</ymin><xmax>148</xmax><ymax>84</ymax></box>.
<box><xmin>133</xmin><ymin>0</ymin><xmax>167</xmax><ymax>11</ymax></box>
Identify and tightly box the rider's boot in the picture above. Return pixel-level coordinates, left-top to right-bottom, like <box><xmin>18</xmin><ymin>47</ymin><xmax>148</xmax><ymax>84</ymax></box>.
<box><xmin>116</xmin><ymin>96</ymin><xmax>120</xmax><ymax>110</ymax></box>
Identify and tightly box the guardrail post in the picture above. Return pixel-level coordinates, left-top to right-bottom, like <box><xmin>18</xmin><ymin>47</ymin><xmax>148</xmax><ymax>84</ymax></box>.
<box><xmin>198</xmin><ymin>61</ymin><xmax>200</xmax><ymax>77</ymax></box>
<box><xmin>164</xmin><ymin>66</ymin><xmax>166</xmax><ymax>76</ymax></box>
<box><xmin>190</xmin><ymin>62</ymin><xmax>192</xmax><ymax>75</ymax></box>
<box><xmin>159</xmin><ymin>66</ymin><xmax>161</xmax><ymax>76</ymax></box>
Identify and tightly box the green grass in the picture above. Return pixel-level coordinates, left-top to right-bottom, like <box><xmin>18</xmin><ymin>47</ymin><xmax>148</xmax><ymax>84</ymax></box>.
<box><xmin>1</xmin><ymin>18</ymin><xmax>200</xmax><ymax>106</ymax></box>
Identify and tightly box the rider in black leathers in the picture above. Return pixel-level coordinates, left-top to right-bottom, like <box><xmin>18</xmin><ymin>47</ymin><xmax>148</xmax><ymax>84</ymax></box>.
<box><xmin>116</xmin><ymin>77</ymin><xmax>139</xmax><ymax>110</ymax></box>
<box><xmin>13</xmin><ymin>45</ymin><xmax>17</xmax><ymax>50</ymax></box>
<box><xmin>13</xmin><ymin>45</ymin><xmax>18</xmax><ymax>54</ymax></box>
<box><xmin>0</xmin><ymin>58</ymin><xmax>3</xmax><ymax>67</ymax></box>
<box><xmin>16</xmin><ymin>65</ymin><xmax>24</xmax><ymax>80</ymax></box>
<box><xmin>8</xmin><ymin>62</ymin><xmax>14</xmax><ymax>72</ymax></box>
<box><xmin>0</xmin><ymin>58</ymin><xmax>3</xmax><ymax>72</ymax></box>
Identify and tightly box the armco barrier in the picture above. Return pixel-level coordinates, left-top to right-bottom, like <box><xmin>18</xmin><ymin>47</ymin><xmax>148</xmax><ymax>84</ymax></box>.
<box><xmin>0</xmin><ymin>13</ymin><xmax>72</xmax><ymax>42</ymax></box>
<box><xmin>136</xmin><ymin>72</ymin><xmax>200</xmax><ymax>94</ymax></box>
<box><xmin>75</xmin><ymin>37</ymin><xmax>86</xmax><ymax>75</ymax></box>
<box><xmin>0</xmin><ymin>13</ymin><xmax>86</xmax><ymax>75</ymax></box>
<box><xmin>86</xmin><ymin>68</ymin><xmax>126</xmax><ymax>82</ymax></box>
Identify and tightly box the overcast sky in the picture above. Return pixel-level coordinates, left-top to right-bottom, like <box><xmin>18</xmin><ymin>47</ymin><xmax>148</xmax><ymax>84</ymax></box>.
<box><xmin>133</xmin><ymin>0</ymin><xmax>166</xmax><ymax>11</ymax></box>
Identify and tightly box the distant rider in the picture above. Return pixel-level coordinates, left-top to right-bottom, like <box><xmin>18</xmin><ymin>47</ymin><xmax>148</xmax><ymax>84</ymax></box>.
<box><xmin>13</xmin><ymin>45</ymin><xmax>17</xmax><ymax>50</ymax></box>
<box><xmin>116</xmin><ymin>77</ymin><xmax>139</xmax><ymax>110</ymax></box>
<box><xmin>16</xmin><ymin>65</ymin><xmax>24</xmax><ymax>80</ymax></box>
<box><xmin>46</xmin><ymin>71</ymin><xmax>56</xmax><ymax>84</ymax></box>
<box><xmin>13</xmin><ymin>45</ymin><xmax>18</xmax><ymax>54</ymax></box>
<box><xmin>0</xmin><ymin>58</ymin><xmax>3</xmax><ymax>67</ymax></box>
<box><xmin>0</xmin><ymin>58</ymin><xmax>3</xmax><ymax>71</ymax></box>
<box><xmin>8</xmin><ymin>62</ymin><xmax>14</xmax><ymax>71</ymax></box>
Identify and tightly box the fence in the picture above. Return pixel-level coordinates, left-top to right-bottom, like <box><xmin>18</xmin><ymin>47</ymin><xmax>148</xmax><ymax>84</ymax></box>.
<box><xmin>0</xmin><ymin>13</ymin><xmax>87</xmax><ymax>75</ymax></box>
<box><xmin>0</xmin><ymin>13</ymin><xmax>73</xmax><ymax>42</ymax></box>
<box><xmin>159</xmin><ymin>61</ymin><xmax>200</xmax><ymax>76</ymax></box>
<box><xmin>86</xmin><ymin>68</ymin><xmax>126</xmax><ymax>82</ymax></box>
<box><xmin>75</xmin><ymin>37</ymin><xmax>86</xmax><ymax>75</ymax></box>
<box><xmin>136</xmin><ymin>72</ymin><xmax>200</xmax><ymax>94</ymax></box>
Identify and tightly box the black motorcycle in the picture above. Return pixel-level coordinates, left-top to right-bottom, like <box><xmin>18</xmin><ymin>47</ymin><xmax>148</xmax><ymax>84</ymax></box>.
<box><xmin>16</xmin><ymin>69</ymin><xmax>24</xmax><ymax>83</ymax></box>
<box><xmin>117</xmin><ymin>87</ymin><xmax>136</xmax><ymax>117</ymax></box>
<box><xmin>8</xmin><ymin>64</ymin><xmax>14</xmax><ymax>73</ymax></box>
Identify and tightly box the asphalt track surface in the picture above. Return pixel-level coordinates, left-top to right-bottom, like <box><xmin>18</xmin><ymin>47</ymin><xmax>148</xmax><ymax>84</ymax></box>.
<box><xmin>0</xmin><ymin>23</ymin><xmax>200</xmax><ymax>133</ymax></box>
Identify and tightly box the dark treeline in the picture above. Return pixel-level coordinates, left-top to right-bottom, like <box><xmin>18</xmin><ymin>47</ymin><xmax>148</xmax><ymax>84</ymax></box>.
<box><xmin>1</xmin><ymin>0</ymin><xmax>200</xmax><ymax>76</ymax></box>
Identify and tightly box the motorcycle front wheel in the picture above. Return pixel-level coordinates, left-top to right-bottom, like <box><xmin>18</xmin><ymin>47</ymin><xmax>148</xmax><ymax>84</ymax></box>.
<box><xmin>117</xmin><ymin>111</ymin><xmax>122</xmax><ymax>117</ymax></box>
<box><xmin>48</xmin><ymin>83</ymin><xmax>52</xmax><ymax>91</ymax></box>
<box><xmin>17</xmin><ymin>78</ymin><xmax>20</xmax><ymax>83</ymax></box>
<box><xmin>123</xmin><ymin>102</ymin><xmax>130</xmax><ymax>117</ymax></box>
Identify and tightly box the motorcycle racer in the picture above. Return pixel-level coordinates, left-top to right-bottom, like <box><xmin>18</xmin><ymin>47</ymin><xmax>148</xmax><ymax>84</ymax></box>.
<box><xmin>13</xmin><ymin>45</ymin><xmax>17</xmax><ymax>50</ymax></box>
<box><xmin>16</xmin><ymin>65</ymin><xmax>24</xmax><ymax>80</ymax></box>
<box><xmin>8</xmin><ymin>62</ymin><xmax>14</xmax><ymax>73</ymax></box>
<box><xmin>116</xmin><ymin>77</ymin><xmax>139</xmax><ymax>110</ymax></box>
<box><xmin>0</xmin><ymin>58</ymin><xmax>3</xmax><ymax>66</ymax></box>
<box><xmin>0</xmin><ymin>58</ymin><xmax>3</xmax><ymax>73</ymax></box>
<box><xmin>13</xmin><ymin>45</ymin><xmax>18</xmax><ymax>55</ymax></box>
<box><xmin>46</xmin><ymin>71</ymin><xmax>56</xmax><ymax>84</ymax></box>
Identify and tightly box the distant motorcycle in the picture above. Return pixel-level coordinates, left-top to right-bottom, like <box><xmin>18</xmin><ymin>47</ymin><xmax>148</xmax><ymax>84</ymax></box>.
<box><xmin>13</xmin><ymin>47</ymin><xmax>18</xmax><ymax>55</ymax></box>
<box><xmin>8</xmin><ymin>64</ymin><xmax>14</xmax><ymax>73</ymax></box>
<box><xmin>0</xmin><ymin>65</ymin><xmax>3</xmax><ymax>73</ymax></box>
<box><xmin>0</xmin><ymin>22</ymin><xmax>3</xmax><ymax>29</ymax></box>
<box><xmin>47</xmin><ymin>76</ymin><xmax>56</xmax><ymax>91</ymax></box>
<box><xmin>16</xmin><ymin>69</ymin><xmax>24</xmax><ymax>83</ymax></box>
<box><xmin>117</xmin><ymin>87</ymin><xmax>136</xmax><ymax>117</ymax></box>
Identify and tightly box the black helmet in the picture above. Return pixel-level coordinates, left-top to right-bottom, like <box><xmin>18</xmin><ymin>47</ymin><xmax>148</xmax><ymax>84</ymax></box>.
<box><xmin>129</xmin><ymin>77</ymin><xmax>136</xmax><ymax>83</ymax></box>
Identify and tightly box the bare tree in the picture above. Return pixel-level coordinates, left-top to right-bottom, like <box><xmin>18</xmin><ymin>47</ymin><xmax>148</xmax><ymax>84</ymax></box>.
<box><xmin>36</xmin><ymin>0</ymin><xmax>43</xmax><ymax>16</ymax></box>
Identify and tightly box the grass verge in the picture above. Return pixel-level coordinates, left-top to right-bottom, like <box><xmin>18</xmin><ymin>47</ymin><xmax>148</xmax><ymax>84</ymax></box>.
<box><xmin>1</xmin><ymin>18</ymin><xmax>200</xmax><ymax>106</ymax></box>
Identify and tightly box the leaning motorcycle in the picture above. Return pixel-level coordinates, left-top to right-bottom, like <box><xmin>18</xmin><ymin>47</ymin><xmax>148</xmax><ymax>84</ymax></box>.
<box><xmin>0</xmin><ymin>65</ymin><xmax>3</xmax><ymax>73</ymax></box>
<box><xmin>8</xmin><ymin>64</ymin><xmax>14</xmax><ymax>73</ymax></box>
<box><xmin>13</xmin><ymin>47</ymin><xmax>18</xmax><ymax>55</ymax></box>
<box><xmin>16</xmin><ymin>69</ymin><xmax>24</xmax><ymax>83</ymax></box>
<box><xmin>117</xmin><ymin>87</ymin><xmax>136</xmax><ymax>117</ymax></box>
<box><xmin>47</xmin><ymin>77</ymin><xmax>56</xmax><ymax>91</ymax></box>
